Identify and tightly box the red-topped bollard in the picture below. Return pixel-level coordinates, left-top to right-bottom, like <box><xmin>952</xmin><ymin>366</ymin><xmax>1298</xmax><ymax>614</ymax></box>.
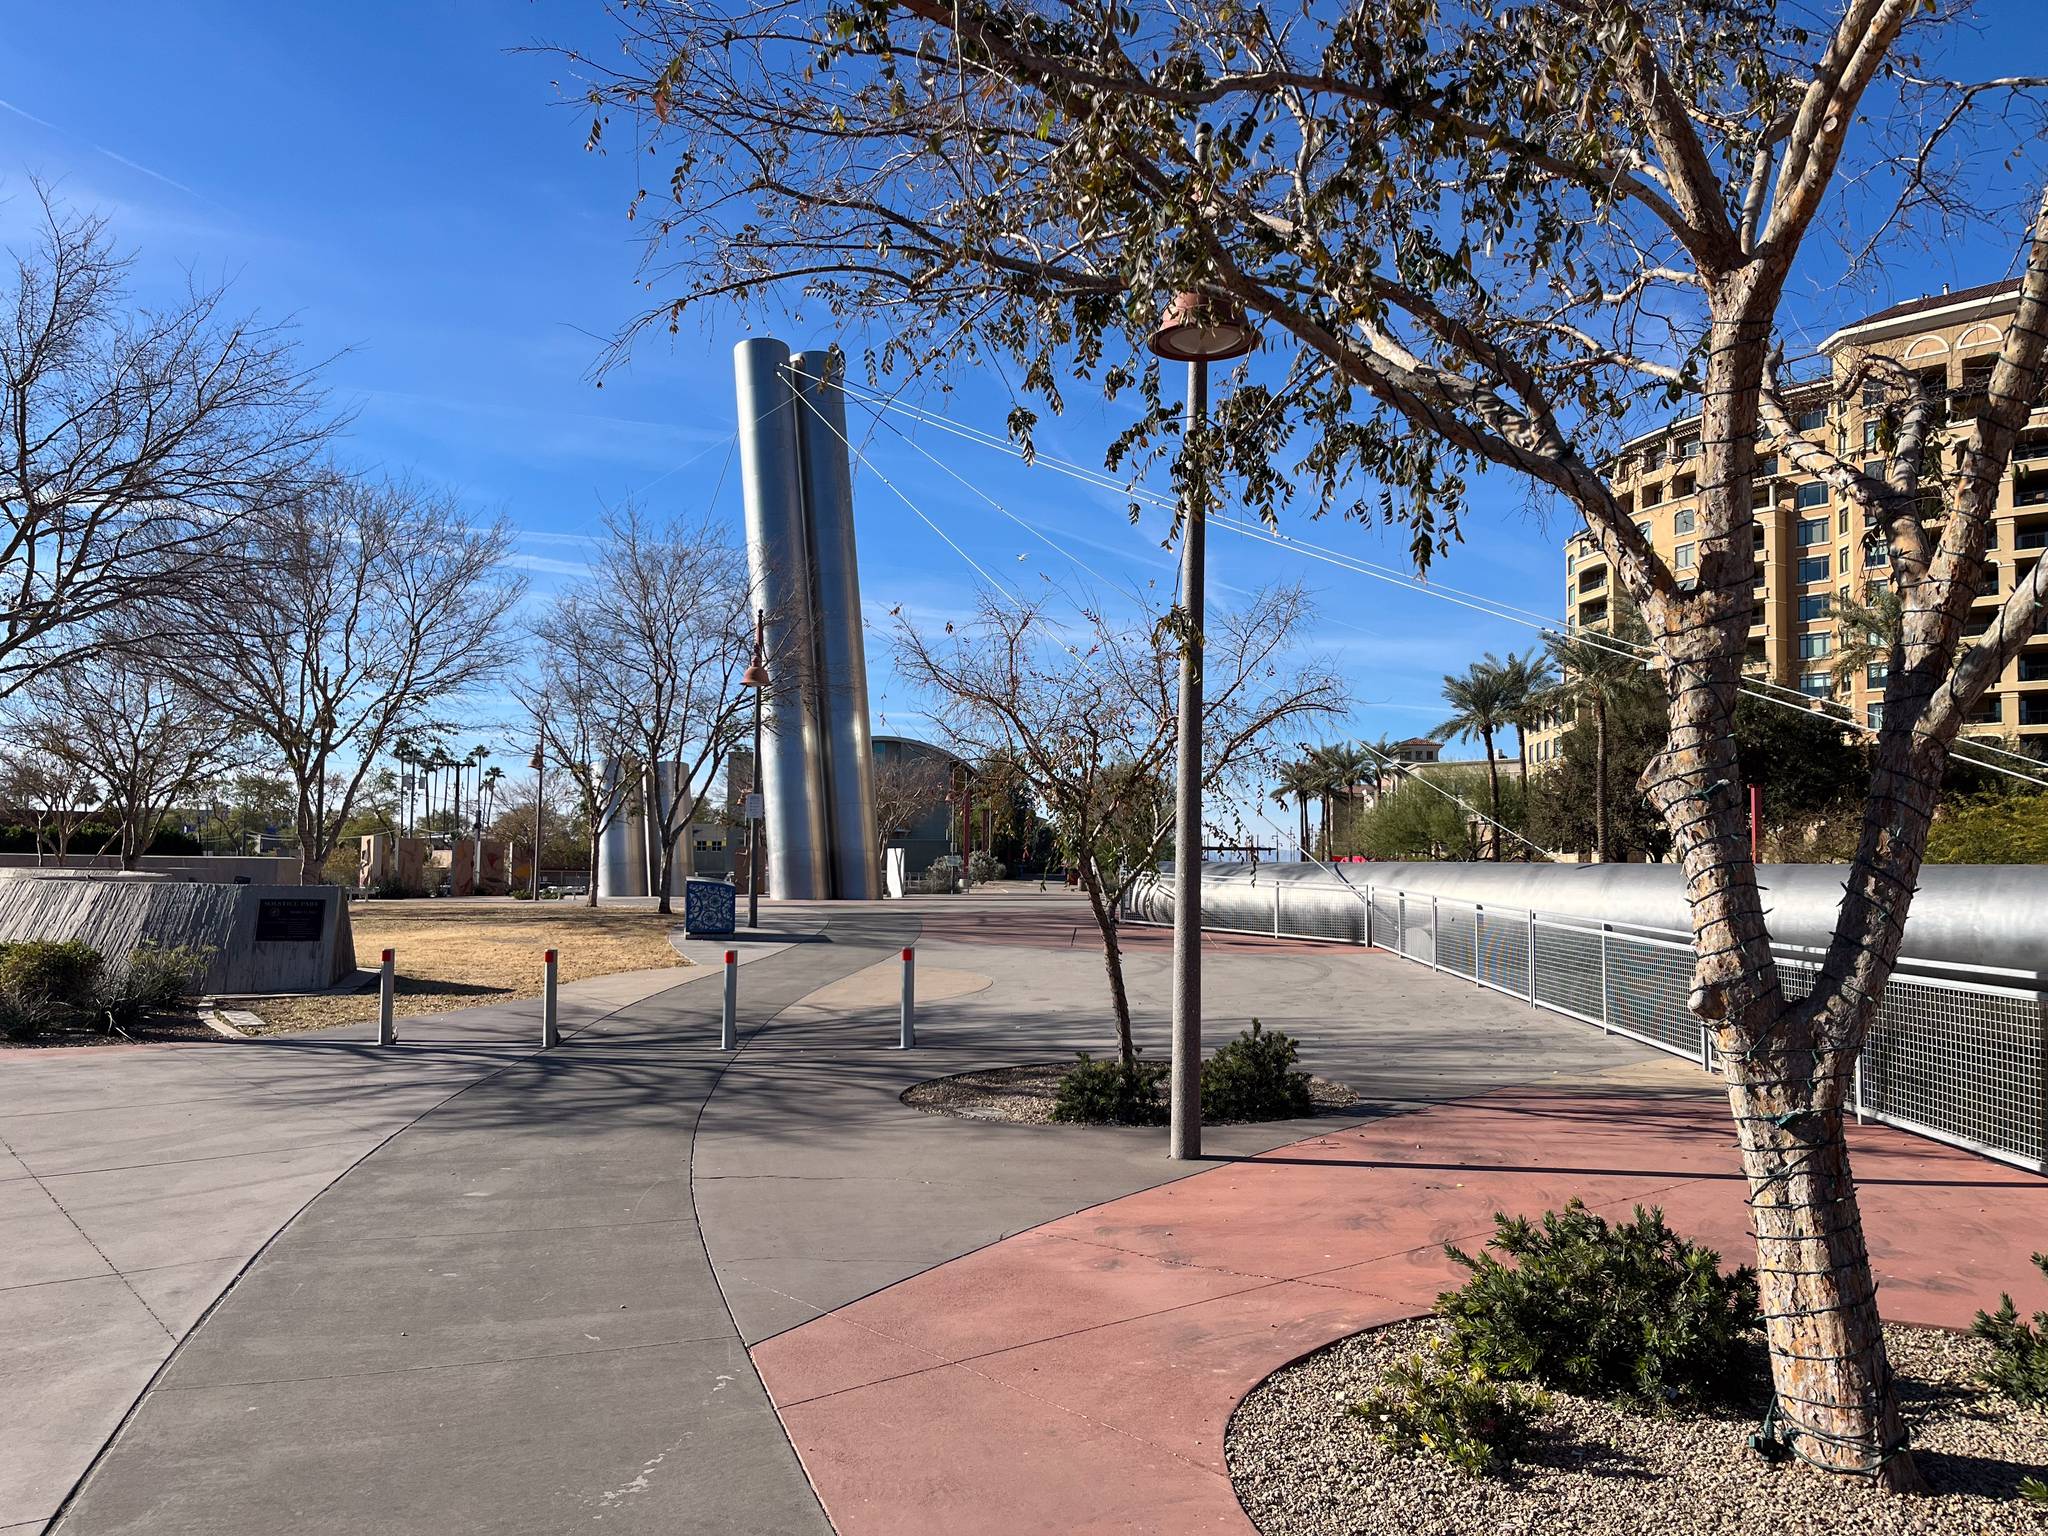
<box><xmin>721</xmin><ymin>949</ymin><xmax>738</xmax><ymax>1050</ymax></box>
<box><xmin>542</xmin><ymin>948</ymin><xmax>559</xmax><ymax>1048</ymax></box>
<box><xmin>377</xmin><ymin>948</ymin><xmax>396</xmax><ymax>1045</ymax></box>
<box><xmin>899</xmin><ymin>946</ymin><xmax>916</xmax><ymax>1049</ymax></box>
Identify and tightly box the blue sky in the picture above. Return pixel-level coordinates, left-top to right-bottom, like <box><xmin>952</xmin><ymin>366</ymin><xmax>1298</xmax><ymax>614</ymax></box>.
<box><xmin>2</xmin><ymin>3</ymin><xmax>2039</xmax><ymax>849</ymax></box>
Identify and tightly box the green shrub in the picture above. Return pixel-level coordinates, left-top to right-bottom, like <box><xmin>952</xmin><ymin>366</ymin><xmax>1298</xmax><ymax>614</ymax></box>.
<box><xmin>94</xmin><ymin>944</ymin><xmax>213</xmax><ymax>1029</ymax></box>
<box><xmin>1049</xmin><ymin>1053</ymin><xmax>1168</xmax><ymax>1126</ymax></box>
<box><xmin>0</xmin><ymin>984</ymin><xmax>66</xmax><ymax>1040</ymax></box>
<box><xmin>1972</xmin><ymin>1251</ymin><xmax>2048</xmax><ymax>1404</ymax></box>
<box><xmin>0</xmin><ymin>940</ymin><xmax>102</xmax><ymax>1004</ymax></box>
<box><xmin>1201</xmin><ymin>1019</ymin><xmax>1314</xmax><ymax>1121</ymax></box>
<box><xmin>1438</xmin><ymin>1200</ymin><xmax>1760</xmax><ymax>1407</ymax></box>
<box><xmin>1354</xmin><ymin>1338</ymin><xmax>1548</xmax><ymax>1476</ymax></box>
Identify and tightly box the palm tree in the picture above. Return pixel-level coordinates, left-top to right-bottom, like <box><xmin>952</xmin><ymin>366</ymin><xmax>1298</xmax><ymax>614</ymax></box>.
<box><xmin>1495</xmin><ymin>648</ymin><xmax>1558</xmax><ymax>785</ymax></box>
<box><xmin>1830</xmin><ymin>587</ymin><xmax>1902</xmax><ymax>699</ymax></box>
<box><xmin>1270</xmin><ymin>756</ymin><xmax>1322</xmax><ymax>855</ymax></box>
<box><xmin>1538</xmin><ymin>602</ymin><xmax>1659</xmax><ymax>863</ymax></box>
<box><xmin>1318</xmin><ymin>740</ymin><xmax>1377</xmax><ymax>854</ymax></box>
<box><xmin>1431</xmin><ymin>656</ymin><xmax>1518</xmax><ymax>856</ymax></box>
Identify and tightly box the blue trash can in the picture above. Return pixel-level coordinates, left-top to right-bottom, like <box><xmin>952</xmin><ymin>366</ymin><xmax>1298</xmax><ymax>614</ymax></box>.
<box><xmin>684</xmin><ymin>877</ymin><xmax>737</xmax><ymax>936</ymax></box>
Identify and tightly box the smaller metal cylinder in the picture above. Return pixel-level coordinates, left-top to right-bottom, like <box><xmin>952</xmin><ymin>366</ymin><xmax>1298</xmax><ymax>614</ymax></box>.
<box><xmin>900</xmin><ymin>947</ymin><xmax>916</xmax><ymax>1049</ymax></box>
<box><xmin>378</xmin><ymin>949</ymin><xmax>395</xmax><ymax>1046</ymax></box>
<box><xmin>542</xmin><ymin>948</ymin><xmax>559</xmax><ymax>1048</ymax></box>
<box><xmin>721</xmin><ymin>950</ymin><xmax>738</xmax><ymax>1051</ymax></box>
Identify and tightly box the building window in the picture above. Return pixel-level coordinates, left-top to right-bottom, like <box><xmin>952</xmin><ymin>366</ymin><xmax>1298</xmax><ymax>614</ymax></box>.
<box><xmin>2020</xmin><ymin>654</ymin><xmax>2048</xmax><ymax>683</ymax></box>
<box><xmin>1674</xmin><ymin>543</ymin><xmax>1696</xmax><ymax>570</ymax></box>
<box><xmin>1862</xmin><ymin>419</ymin><xmax>1882</xmax><ymax>450</ymax></box>
<box><xmin>1863</xmin><ymin>541</ymin><xmax>1889</xmax><ymax>569</ymax></box>
<box><xmin>1799</xmin><ymin>594</ymin><xmax>1830</xmax><ymax>622</ymax></box>
<box><xmin>1799</xmin><ymin>633</ymin><xmax>1833</xmax><ymax>659</ymax></box>
<box><xmin>2022</xmin><ymin>696</ymin><xmax>2048</xmax><ymax>727</ymax></box>
<box><xmin>1866</xmin><ymin>703</ymin><xmax>1883</xmax><ymax>729</ymax></box>
<box><xmin>1642</xmin><ymin>444</ymin><xmax>1665</xmax><ymax>471</ymax></box>
<box><xmin>1795</xmin><ymin>406</ymin><xmax>1826</xmax><ymax>432</ymax></box>
<box><xmin>1867</xmin><ymin>662</ymin><xmax>1889</xmax><ymax>687</ymax></box>
<box><xmin>1838</xmin><ymin>507</ymin><xmax>1851</xmax><ymax>536</ymax></box>
<box><xmin>1795</xmin><ymin>482</ymin><xmax>1828</xmax><ymax>511</ymax></box>
<box><xmin>1798</xmin><ymin>554</ymin><xmax>1831</xmax><ymax>584</ymax></box>
<box><xmin>1641</xmin><ymin>481</ymin><xmax>1662</xmax><ymax>508</ymax></box>
<box><xmin>1672</xmin><ymin>508</ymin><xmax>1695</xmax><ymax>535</ymax></box>
<box><xmin>1756</xmin><ymin>453</ymin><xmax>1778</xmax><ymax>477</ymax></box>
<box><xmin>1634</xmin><ymin>520</ymin><xmax>1652</xmax><ymax>541</ymax></box>
<box><xmin>1799</xmin><ymin>673</ymin><xmax>1833</xmax><ymax>698</ymax></box>
<box><xmin>1798</xmin><ymin>516</ymin><xmax>1829</xmax><ymax>546</ymax></box>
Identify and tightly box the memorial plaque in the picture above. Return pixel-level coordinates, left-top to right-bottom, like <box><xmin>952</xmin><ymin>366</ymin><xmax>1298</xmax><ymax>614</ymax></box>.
<box><xmin>255</xmin><ymin>897</ymin><xmax>327</xmax><ymax>944</ymax></box>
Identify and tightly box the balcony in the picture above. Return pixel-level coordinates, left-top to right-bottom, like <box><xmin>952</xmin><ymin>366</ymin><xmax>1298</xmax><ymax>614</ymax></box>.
<box><xmin>2018</xmin><ymin>526</ymin><xmax>2048</xmax><ymax>551</ymax></box>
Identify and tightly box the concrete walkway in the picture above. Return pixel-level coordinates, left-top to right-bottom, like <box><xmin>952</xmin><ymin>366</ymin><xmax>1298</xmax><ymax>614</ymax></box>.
<box><xmin>0</xmin><ymin>960</ymin><xmax>699</xmax><ymax>1535</ymax></box>
<box><xmin>16</xmin><ymin>887</ymin><xmax>2027</xmax><ymax>1534</ymax></box>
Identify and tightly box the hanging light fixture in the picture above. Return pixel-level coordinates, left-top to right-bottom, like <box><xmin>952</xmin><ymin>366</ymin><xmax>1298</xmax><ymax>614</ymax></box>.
<box><xmin>1145</xmin><ymin>290</ymin><xmax>1258</xmax><ymax>363</ymax></box>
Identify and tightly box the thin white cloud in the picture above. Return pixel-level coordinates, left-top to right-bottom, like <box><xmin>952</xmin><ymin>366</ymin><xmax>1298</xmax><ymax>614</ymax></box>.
<box><xmin>95</xmin><ymin>147</ymin><xmax>196</xmax><ymax>198</ymax></box>
<box><xmin>0</xmin><ymin>97</ymin><xmax>56</xmax><ymax>131</ymax></box>
<box><xmin>505</xmin><ymin>552</ymin><xmax>591</xmax><ymax>577</ymax></box>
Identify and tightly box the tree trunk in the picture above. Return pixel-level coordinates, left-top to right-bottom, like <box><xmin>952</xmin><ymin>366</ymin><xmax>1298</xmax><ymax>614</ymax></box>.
<box><xmin>1593</xmin><ymin>698</ymin><xmax>1609</xmax><ymax>864</ymax></box>
<box><xmin>1723</xmin><ymin>1034</ymin><xmax>1912</xmax><ymax>1480</ymax></box>
<box><xmin>655</xmin><ymin>829</ymin><xmax>675</xmax><ymax>916</ymax></box>
<box><xmin>1482</xmin><ymin>726</ymin><xmax>1502</xmax><ymax>859</ymax></box>
<box><xmin>1297</xmin><ymin>797</ymin><xmax>1309</xmax><ymax>855</ymax></box>
<box><xmin>1078</xmin><ymin>857</ymin><xmax>1135</xmax><ymax>1067</ymax></box>
<box><xmin>1635</xmin><ymin>287</ymin><xmax>1921</xmax><ymax>1492</ymax></box>
<box><xmin>586</xmin><ymin>828</ymin><xmax>602</xmax><ymax>907</ymax></box>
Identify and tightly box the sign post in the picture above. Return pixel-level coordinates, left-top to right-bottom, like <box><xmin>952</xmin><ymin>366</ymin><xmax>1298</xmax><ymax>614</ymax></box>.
<box><xmin>899</xmin><ymin>947</ymin><xmax>916</xmax><ymax>1049</ymax></box>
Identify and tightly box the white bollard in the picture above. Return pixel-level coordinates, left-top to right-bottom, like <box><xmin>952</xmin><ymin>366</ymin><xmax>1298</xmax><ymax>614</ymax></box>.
<box><xmin>899</xmin><ymin>946</ymin><xmax>916</xmax><ymax>1049</ymax></box>
<box><xmin>721</xmin><ymin>949</ymin><xmax>738</xmax><ymax>1050</ymax></box>
<box><xmin>542</xmin><ymin>948</ymin><xmax>559</xmax><ymax>1048</ymax></box>
<box><xmin>377</xmin><ymin>948</ymin><xmax>395</xmax><ymax>1045</ymax></box>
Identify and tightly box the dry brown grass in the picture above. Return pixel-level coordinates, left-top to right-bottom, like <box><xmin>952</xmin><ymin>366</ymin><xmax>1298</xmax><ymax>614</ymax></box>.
<box><xmin>244</xmin><ymin>902</ymin><xmax>689</xmax><ymax>1035</ymax></box>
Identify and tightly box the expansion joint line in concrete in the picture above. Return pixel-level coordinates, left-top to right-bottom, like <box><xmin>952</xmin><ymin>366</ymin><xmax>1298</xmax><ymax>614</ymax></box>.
<box><xmin>39</xmin><ymin>971</ymin><xmax>712</xmax><ymax>1536</ymax></box>
<box><xmin>684</xmin><ymin>912</ymin><xmax>922</xmax><ymax>1530</ymax></box>
<box><xmin>0</xmin><ymin>1126</ymin><xmax>178</xmax><ymax>1341</ymax></box>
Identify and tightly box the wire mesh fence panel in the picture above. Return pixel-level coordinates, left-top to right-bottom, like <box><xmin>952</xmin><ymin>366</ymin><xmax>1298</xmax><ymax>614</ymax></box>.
<box><xmin>1279</xmin><ymin>887</ymin><xmax>1367</xmax><ymax>944</ymax></box>
<box><xmin>1481</xmin><ymin>908</ymin><xmax>1532</xmax><ymax>997</ymax></box>
<box><xmin>1603</xmin><ymin>936</ymin><xmax>1701</xmax><ymax>1056</ymax></box>
<box><xmin>1534</xmin><ymin>918</ymin><xmax>1604</xmax><ymax>1023</ymax></box>
<box><xmin>1435</xmin><ymin>903</ymin><xmax>1476</xmax><ymax>980</ymax></box>
<box><xmin>1368</xmin><ymin>890</ymin><xmax>1400</xmax><ymax>950</ymax></box>
<box><xmin>1861</xmin><ymin>978</ymin><xmax>2046</xmax><ymax>1166</ymax></box>
<box><xmin>1401</xmin><ymin>899</ymin><xmax>1433</xmax><ymax>964</ymax></box>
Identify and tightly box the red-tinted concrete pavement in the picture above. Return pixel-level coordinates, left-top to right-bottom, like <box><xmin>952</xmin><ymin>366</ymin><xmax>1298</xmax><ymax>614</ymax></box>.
<box><xmin>751</xmin><ymin>1087</ymin><xmax>2048</xmax><ymax>1536</ymax></box>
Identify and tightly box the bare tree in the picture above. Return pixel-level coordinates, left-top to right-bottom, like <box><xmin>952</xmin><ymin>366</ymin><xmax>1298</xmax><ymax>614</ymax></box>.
<box><xmin>173</xmin><ymin>474</ymin><xmax>523</xmax><ymax>884</ymax></box>
<box><xmin>896</xmin><ymin>584</ymin><xmax>1342</xmax><ymax>1062</ymax></box>
<box><xmin>872</xmin><ymin>748</ymin><xmax>954</xmax><ymax>871</ymax></box>
<box><xmin>562</xmin><ymin>0</ymin><xmax>2048</xmax><ymax>1483</ymax></box>
<box><xmin>0</xmin><ymin>741</ymin><xmax>98</xmax><ymax>865</ymax></box>
<box><xmin>517</xmin><ymin>615</ymin><xmax>638</xmax><ymax>909</ymax></box>
<box><xmin>16</xmin><ymin>648</ymin><xmax>233</xmax><ymax>870</ymax></box>
<box><xmin>0</xmin><ymin>187</ymin><xmax>330</xmax><ymax>696</ymax></box>
<box><xmin>544</xmin><ymin>506</ymin><xmax>756</xmax><ymax>914</ymax></box>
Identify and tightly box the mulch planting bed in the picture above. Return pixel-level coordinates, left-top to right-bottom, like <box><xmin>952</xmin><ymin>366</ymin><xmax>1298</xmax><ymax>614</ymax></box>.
<box><xmin>900</xmin><ymin>1060</ymin><xmax>1359</xmax><ymax>1124</ymax></box>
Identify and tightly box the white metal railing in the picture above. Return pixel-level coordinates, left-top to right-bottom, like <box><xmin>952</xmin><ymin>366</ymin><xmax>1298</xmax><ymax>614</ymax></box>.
<box><xmin>1120</xmin><ymin>877</ymin><xmax>2048</xmax><ymax>1174</ymax></box>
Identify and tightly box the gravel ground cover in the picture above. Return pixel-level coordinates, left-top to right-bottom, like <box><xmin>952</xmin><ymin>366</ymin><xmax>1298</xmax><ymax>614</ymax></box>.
<box><xmin>901</xmin><ymin>1060</ymin><xmax>1359</xmax><ymax>1123</ymax></box>
<box><xmin>1228</xmin><ymin>1316</ymin><xmax>2048</xmax><ymax>1536</ymax></box>
<box><xmin>243</xmin><ymin>904</ymin><xmax>689</xmax><ymax>1034</ymax></box>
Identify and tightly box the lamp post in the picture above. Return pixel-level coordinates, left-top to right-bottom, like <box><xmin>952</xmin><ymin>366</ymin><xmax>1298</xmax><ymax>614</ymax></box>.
<box><xmin>1147</xmin><ymin>287</ymin><xmax>1257</xmax><ymax>1162</ymax></box>
<box><xmin>529</xmin><ymin>738</ymin><xmax>545</xmax><ymax>901</ymax></box>
<box><xmin>742</xmin><ymin>609</ymin><xmax>770</xmax><ymax>929</ymax></box>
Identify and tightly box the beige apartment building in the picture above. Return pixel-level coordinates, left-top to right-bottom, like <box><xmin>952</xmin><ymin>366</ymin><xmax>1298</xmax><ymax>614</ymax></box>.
<box><xmin>1534</xmin><ymin>278</ymin><xmax>2048</xmax><ymax>768</ymax></box>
